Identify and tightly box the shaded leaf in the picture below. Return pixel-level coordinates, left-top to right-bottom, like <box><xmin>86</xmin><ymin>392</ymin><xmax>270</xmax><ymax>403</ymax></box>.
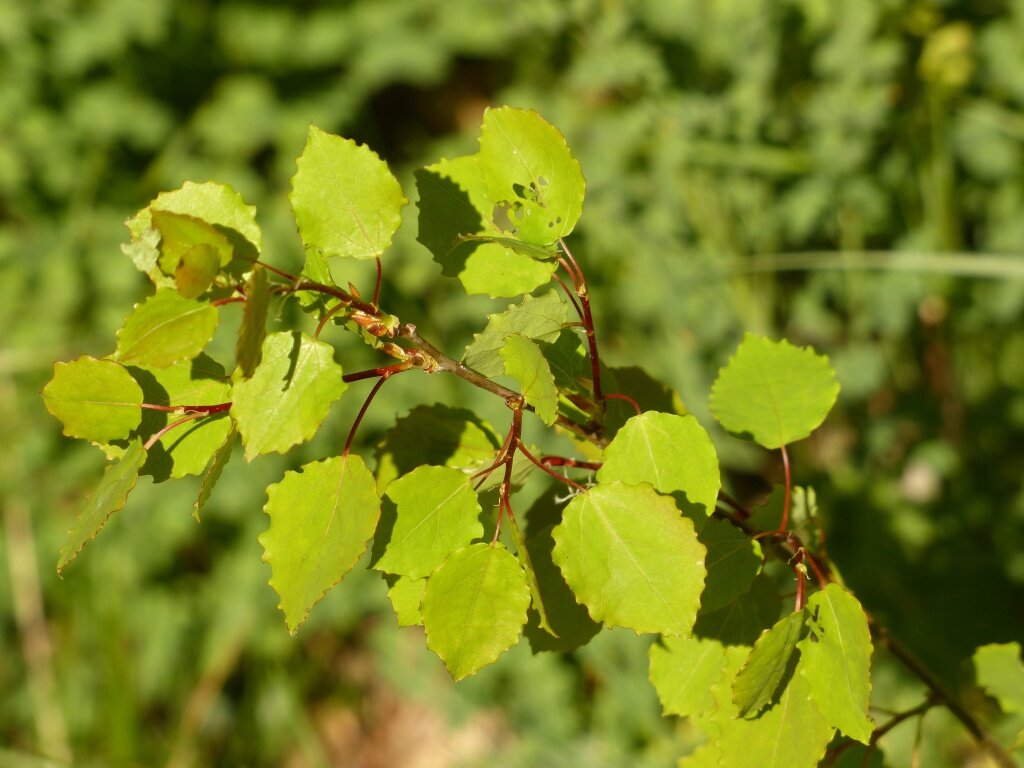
<box><xmin>648</xmin><ymin>635</ymin><xmax>730</xmax><ymax>719</ymax></box>
<box><xmin>501</xmin><ymin>334</ymin><xmax>559</xmax><ymax>425</ymax></box>
<box><xmin>799</xmin><ymin>584</ymin><xmax>875</xmax><ymax>743</ymax></box>
<box><xmin>235</xmin><ymin>265</ymin><xmax>270</xmax><ymax>378</ymax></box>
<box><xmin>386</xmin><ymin>575</ymin><xmax>426</xmax><ymax>627</ymax></box>
<box><xmin>694</xmin><ymin>574</ymin><xmax>782</xmax><ymax>646</ymax></box>
<box><xmin>375</xmin><ymin>465</ymin><xmax>482</xmax><ymax>578</ymax></box>
<box><xmin>42</xmin><ymin>356</ymin><xmax>142</xmax><ymax>442</ymax></box>
<box><xmin>114</xmin><ymin>288</ymin><xmax>219</xmax><ymax>367</ymax></box>
<box><xmin>151</xmin><ymin>210</ymin><xmax>232</xmax><ymax>276</ymax></box>
<box><xmin>193</xmin><ymin>426</ymin><xmax>236</xmax><ymax>522</ymax></box>
<box><xmin>174</xmin><ymin>243</ymin><xmax>220</xmax><ymax>298</ymax></box>
<box><xmin>552</xmin><ymin>482</ymin><xmax>706</xmax><ymax>635</ymax></box>
<box><xmin>57</xmin><ymin>440</ymin><xmax>147</xmax><ymax>575</ymax></box>
<box><xmin>290</xmin><ymin>125</ymin><xmax>406</xmax><ymax>261</ymax></box>
<box><xmin>732</xmin><ymin>610</ymin><xmax>805</xmax><ymax>718</ymax></box>
<box><xmin>711</xmin><ymin>334</ymin><xmax>839</xmax><ymax>449</ymax></box>
<box><xmin>260</xmin><ymin>455</ymin><xmax>380</xmax><ymax>633</ymax></box>
<box><xmin>597</xmin><ymin>412</ymin><xmax>720</xmax><ymax>513</ymax></box>
<box><xmin>231</xmin><ymin>331</ymin><xmax>346</xmax><ymax>460</ymax></box>
<box><xmin>421</xmin><ymin>542</ymin><xmax>530</xmax><ymax>680</ymax></box>
<box><xmin>698</xmin><ymin>516</ymin><xmax>763</xmax><ymax>614</ymax></box>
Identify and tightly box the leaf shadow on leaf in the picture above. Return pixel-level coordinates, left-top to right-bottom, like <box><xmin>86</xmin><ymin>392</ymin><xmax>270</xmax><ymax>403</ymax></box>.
<box><xmin>368</xmin><ymin>496</ymin><xmax>398</xmax><ymax>568</ymax></box>
<box><xmin>281</xmin><ymin>330</ymin><xmax>302</xmax><ymax>391</ymax></box>
<box><xmin>374</xmin><ymin>405</ymin><xmax>501</xmax><ymax>480</ymax></box>
<box><xmin>414</xmin><ymin>169</ymin><xmax>483</xmax><ymax>277</ymax></box>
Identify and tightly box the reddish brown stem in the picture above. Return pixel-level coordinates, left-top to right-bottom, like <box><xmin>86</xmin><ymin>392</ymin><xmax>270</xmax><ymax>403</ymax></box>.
<box><xmin>314</xmin><ymin>302</ymin><xmax>348</xmax><ymax>340</ymax></box>
<box><xmin>604</xmin><ymin>392</ymin><xmax>641</xmax><ymax>416</ymax></box>
<box><xmin>212</xmin><ymin>296</ymin><xmax>246</xmax><ymax>307</ymax></box>
<box><xmin>794</xmin><ymin>551</ymin><xmax>807</xmax><ymax>611</ymax></box>
<box><xmin>373</xmin><ymin>257</ymin><xmax>383</xmax><ymax>307</ymax></box>
<box><xmin>144</xmin><ymin>412</ymin><xmax>213</xmax><ymax>451</ymax></box>
<box><xmin>342</xmin><ymin>373</ymin><xmax>393</xmax><ymax>456</ymax></box>
<box><xmin>517</xmin><ymin>441</ymin><xmax>587</xmax><ymax>493</ymax></box>
<box><xmin>343</xmin><ymin>363</ymin><xmax>410</xmax><ymax>384</ymax></box>
<box><xmin>778</xmin><ymin>444</ymin><xmax>792</xmax><ymax>532</ymax></box>
<box><xmin>551</xmin><ymin>271</ymin><xmax>584</xmax><ymax>321</ymax></box>
<box><xmin>140</xmin><ymin>402</ymin><xmax>232</xmax><ymax>414</ymax></box>
<box><xmin>541</xmin><ymin>456</ymin><xmax>602</xmax><ymax>470</ymax></box>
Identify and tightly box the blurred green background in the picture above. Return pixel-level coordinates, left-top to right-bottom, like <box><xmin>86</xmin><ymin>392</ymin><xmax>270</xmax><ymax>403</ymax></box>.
<box><xmin>2</xmin><ymin>0</ymin><xmax>1023</xmax><ymax>765</ymax></box>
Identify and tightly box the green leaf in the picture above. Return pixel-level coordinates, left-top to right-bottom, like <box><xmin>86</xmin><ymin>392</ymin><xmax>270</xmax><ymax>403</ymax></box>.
<box><xmin>698</xmin><ymin>516</ymin><xmax>763</xmax><ymax>614</ymax></box>
<box><xmin>501</xmin><ymin>334</ymin><xmax>559</xmax><ymax>425</ymax></box>
<box><xmin>42</xmin><ymin>356</ymin><xmax>143</xmax><ymax>442</ymax></box>
<box><xmin>477</xmin><ymin>107</ymin><xmax>585</xmax><ymax>245</ymax></box>
<box><xmin>260</xmin><ymin>455</ymin><xmax>380</xmax><ymax>633</ymax></box>
<box><xmin>732</xmin><ymin>610</ymin><xmax>805</xmax><ymax>718</ymax></box>
<box><xmin>552</xmin><ymin>482</ymin><xmax>706</xmax><ymax>635</ymax></box>
<box><xmin>597</xmin><ymin>412</ymin><xmax>720</xmax><ymax>513</ymax></box>
<box><xmin>134</xmin><ymin>180</ymin><xmax>262</xmax><ymax>255</ymax></box>
<box><xmin>522</xmin><ymin>523</ymin><xmax>601</xmax><ymax>653</ymax></box>
<box><xmin>975</xmin><ymin>642</ymin><xmax>1024</xmax><ymax>715</ymax></box>
<box><xmin>716</xmin><ymin>663</ymin><xmax>835</xmax><ymax>768</ymax></box>
<box><xmin>231</xmin><ymin>331</ymin><xmax>346</xmax><ymax>460</ymax></box>
<box><xmin>114</xmin><ymin>288</ymin><xmax>219</xmax><ymax>367</ymax></box>
<box><xmin>290</xmin><ymin>125</ymin><xmax>407</xmax><ymax>261</ymax></box>
<box><xmin>375</xmin><ymin>465</ymin><xmax>483</xmax><ymax>578</ymax></box>
<box><xmin>799</xmin><ymin>584</ymin><xmax>875</xmax><ymax>743</ymax></box>
<box><xmin>463</xmin><ymin>290</ymin><xmax>568</xmax><ymax>377</ymax></box>
<box><xmin>415</xmin><ymin>158</ymin><xmax>557</xmax><ymax>297</ymax></box>
<box><xmin>710</xmin><ymin>334</ymin><xmax>840</xmax><ymax>449</ymax></box>
<box><xmin>386</xmin><ymin>575</ymin><xmax>426</xmax><ymax>627</ymax></box>
<box><xmin>694</xmin><ymin>574</ymin><xmax>782</xmax><ymax>647</ymax></box>
<box><xmin>128</xmin><ymin>355</ymin><xmax>233</xmax><ymax>480</ymax></box>
<box><xmin>174</xmin><ymin>243</ymin><xmax>220</xmax><ymax>299</ymax></box>
<box><xmin>235</xmin><ymin>265</ymin><xmax>270</xmax><ymax>378</ymax></box>
<box><xmin>151</xmin><ymin>210</ymin><xmax>233</xmax><ymax>276</ymax></box>
<box><xmin>193</xmin><ymin>426</ymin><xmax>236</xmax><ymax>522</ymax></box>
<box><xmin>374</xmin><ymin>405</ymin><xmax>502</xmax><ymax>491</ymax></box>
<box><xmin>57</xmin><ymin>440</ymin><xmax>147</xmax><ymax>575</ymax></box>
<box><xmin>648</xmin><ymin>636</ymin><xmax>731</xmax><ymax>719</ymax></box>
<box><xmin>421</xmin><ymin>542</ymin><xmax>531</xmax><ymax>680</ymax></box>
<box><xmin>122</xmin><ymin>226</ymin><xmax>172</xmax><ymax>288</ymax></box>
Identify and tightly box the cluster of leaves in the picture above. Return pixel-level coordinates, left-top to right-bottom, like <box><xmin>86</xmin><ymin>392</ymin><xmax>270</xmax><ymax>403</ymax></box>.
<box><xmin>41</xmin><ymin>107</ymin><xmax>1024</xmax><ymax>767</ymax></box>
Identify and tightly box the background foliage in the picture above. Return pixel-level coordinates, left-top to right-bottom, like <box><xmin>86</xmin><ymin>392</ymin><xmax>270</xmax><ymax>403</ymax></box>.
<box><xmin>2</xmin><ymin>0</ymin><xmax>1023</xmax><ymax>765</ymax></box>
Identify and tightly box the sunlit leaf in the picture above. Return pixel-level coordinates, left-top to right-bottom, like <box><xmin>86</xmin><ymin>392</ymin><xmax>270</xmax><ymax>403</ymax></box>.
<box><xmin>114</xmin><ymin>289</ymin><xmax>218</xmax><ymax>367</ymax></box>
<box><xmin>421</xmin><ymin>542</ymin><xmax>531</xmax><ymax>680</ymax></box>
<box><xmin>501</xmin><ymin>334</ymin><xmax>559</xmax><ymax>425</ymax></box>
<box><xmin>386</xmin><ymin>575</ymin><xmax>426</xmax><ymax>627</ymax></box>
<box><xmin>732</xmin><ymin>610</ymin><xmax>805</xmax><ymax>718</ymax></box>
<box><xmin>235</xmin><ymin>265</ymin><xmax>270</xmax><ymax>378</ymax></box>
<box><xmin>464</xmin><ymin>290</ymin><xmax>568</xmax><ymax>376</ymax></box>
<box><xmin>260</xmin><ymin>455</ymin><xmax>380</xmax><ymax>633</ymax></box>
<box><xmin>649</xmin><ymin>635</ymin><xmax>730</xmax><ymax>719</ymax></box>
<box><xmin>975</xmin><ymin>642</ymin><xmax>1024</xmax><ymax>715</ymax></box>
<box><xmin>193</xmin><ymin>426</ymin><xmax>236</xmax><ymax>522</ymax></box>
<box><xmin>42</xmin><ymin>356</ymin><xmax>143</xmax><ymax>442</ymax></box>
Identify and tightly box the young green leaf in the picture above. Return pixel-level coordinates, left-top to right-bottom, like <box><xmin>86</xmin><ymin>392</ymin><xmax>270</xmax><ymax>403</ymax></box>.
<box><xmin>260</xmin><ymin>455</ymin><xmax>380</xmax><ymax>633</ymax></box>
<box><xmin>231</xmin><ymin>331</ymin><xmax>346</xmax><ymax>461</ymax></box>
<box><xmin>421</xmin><ymin>542</ymin><xmax>531</xmax><ymax>680</ymax></box>
<box><xmin>463</xmin><ymin>290</ymin><xmax>568</xmax><ymax>376</ymax></box>
<box><xmin>477</xmin><ymin>107</ymin><xmax>585</xmax><ymax>245</ymax></box>
<box><xmin>697</xmin><ymin>516</ymin><xmax>763</xmax><ymax>614</ymax></box>
<box><xmin>235</xmin><ymin>265</ymin><xmax>270</xmax><ymax>378</ymax></box>
<box><xmin>799</xmin><ymin>584</ymin><xmax>875</xmax><ymax>743</ymax></box>
<box><xmin>173</xmin><ymin>243</ymin><xmax>220</xmax><ymax>299</ymax></box>
<box><xmin>290</xmin><ymin>125</ymin><xmax>407</xmax><ymax>261</ymax></box>
<box><xmin>648</xmin><ymin>636</ymin><xmax>731</xmax><ymax>719</ymax></box>
<box><xmin>596</xmin><ymin>412</ymin><xmax>720</xmax><ymax>513</ymax></box>
<box><xmin>975</xmin><ymin>642</ymin><xmax>1024</xmax><ymax>715</ymax></box>
<box><xmin>151</xmin><ymin>209</ymin><xmax>233</xmax><ymax>275</ymax></box>
<box><xmin>732</xmin><ymin>610</ymin><xmax>805</xmax><ymax>718</ymax></box>
<box><xmin>693</xmin><ymin>574</ymin><xmax>782</xmax><ymax>647</ymax></box>
<box><xmin>114</xmin><ymin>289</ymin><xmax>219</xmax><ymax>367</ymax></box>
<box><xmin>42</xmin><ymin>356</ymin><xmax>143</xmax><ymax>442</ymax></box>
<box><xmin>193</xmin><ymin>426</ymin><xmax>236</xmax><ymax>522</ymax></box>
<box><xmin>57</xmin><ymin>440</ymin><xmax>147</xmax><ymax>575</ymax></box>
<box><xmin>551</xmin><ymin>482</ymin><xmax>706</xmax><ymax>636</ymax></box>
<box><xmin>375</xmin><ymin>465</ymin><xmax>483</xmax><ymax>579</ymax></box>
<box><xmin>500</xmin><ymin>334</ymin><xmax>559</xmax><ymax>425</ymax></box>
<box><xmin>386</xmin><ymin>576</ymin><xmax>427</xmax><ymax>627</ymax></box>
<box><xmin>710</xmin><ymin>334</ymin><xmax>840</xmax><ymax>449</ymax></box>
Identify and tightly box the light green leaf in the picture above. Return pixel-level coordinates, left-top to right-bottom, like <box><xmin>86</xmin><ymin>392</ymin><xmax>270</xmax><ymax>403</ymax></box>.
<box><xmin>290</xmin><ymin>125</ymin><xmax>407</xmax><ymax>261</ymax></box>
<box><xmin>552</xmin><ymin>482</ymin><xmax>706</xmax><ymax>635</ymax></box>
<box><xmin>386</xmin><ymin>576</ymin><xmax>426</xmax><ymax>627</ymax></box>
<box><xmin>375</xmin><ymin>465</ymin><xmax>482</xmax><ymax>578</ymax></box>
<box><xmin>975</xmin><ymin>642</ymin><xmax>1024</xmax><ymax>715</ymax></box>
<box><xmin>174</xmin><ymin>243</ymin><xmax>220</xmax><ymax>299</ymax></box>
<box><xmin>694</xmin><ymin>574</ymin><xmax>782</xmax><ymax>647</ymax></box>
<box><xmin>235</xmin><ymin>265</ymin><xmax>270</xmax><ymax>378</ymax></box>
<box><xmin>231</xmin><ymin>331</ymin><xmax>346</xmax><ymax>460</ymax></box>
<box><xmin>649</xmin><ymin>636</ymin><xmax>730</xmax><ymax>719</ymax></box>
<box><xmin>710</xmin><ymin>334</ymin><xmax>840</xmax><ymax>449</ymax></box>
<box><xmin>698</xmin><ymin>516</ymin><xmax>763</xmax><ymax>614</ymax></box>
<box><xmin>135</xmin><ymin>180</ymin><xmax>262</xmax><ymax>254</ymax></box>
<box><xmin>522</xmin><ymin>523</ymin><xmax>601</xmax><ymax>653</ymax></box>
<box><xmin>57</xmin><ymin>440</ymin><xmax>147</xmax><ymax>575</ymax></box>
<box><xmin>193</xmin><ymin>426</ymin><xmax>236</xmax><ymax>522</ymax></box>
<box><xmin>260</xmin><ymin>455</ymin><xmax>380</xmax><ymax>633</ymax></box>
<box><xmin>42</xmin><ymin>356</ymin><xmax>143</xmax><ymax>442</ymax></box>
<box><xmin>597</xmin><ymin>412</ymin><xmax>720</xmax><ymax>513</ymax></box>
<box><xmin>464</xmin><ymin>291</ymin><xmax>568</xmax><ymax>376</ymax></box>
<box><xmin>732</xmin><ymin>610</ymin><xmax>805</xmax><ymax>718</ymax></box>
<box><xmin>415</xmin><ymin>158</ymin><xmax>557</xmax><ymax>297</ymax></box>
<box><xmin>128</xmin><ymin>354</ymin><xmax>233</xmax><ymax>481</ymax></box>
<box><xmin>501</xmin><ymin>334</ymin><xmax>559</xmax><ymax>425</ymax></box>
<box><xmin>122</xmin><ymin>226</ymin><xmax>174</xmax><ymax>288</ymax></box>
<box><xmin>151</xmin><ymin>210</ymin><xmax>233</xmax><ymax>276</ymax></box>
<box><xmin>477</xmin><ymin>107</ymin><xmax>585</xmax><ymax>245</ymax></box>
<box><xmin>799</xmin><ymin>584</ymin><xmax>875</xmax><ymax>743</ymax></box>
<box><xmin>114</xmin><ymin>289</ymin><xmax>219</xmax><ymax>367</ymax></box>
<box><xmin>717</xmin><ymin>663</ymin><xmax>835</xmax><ymax>768</ymax></box>
<box><xmin>421</xmin><ymin>542</ymin><xmax>531</xmax><ymax>680</ymax></box>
